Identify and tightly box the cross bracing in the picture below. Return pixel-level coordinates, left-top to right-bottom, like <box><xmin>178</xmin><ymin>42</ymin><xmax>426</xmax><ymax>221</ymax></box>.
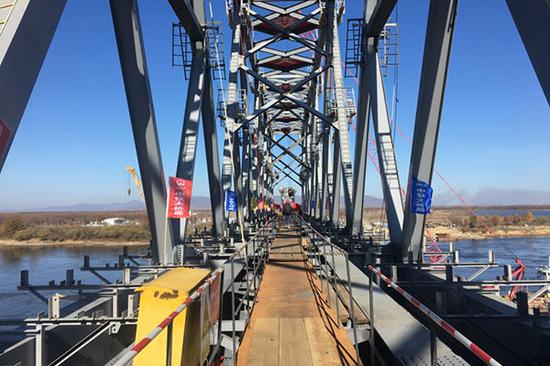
<box><xmin>0</xmin><ymin>0</ymin><xmax>548</xmax><ymax>264</ymax></box>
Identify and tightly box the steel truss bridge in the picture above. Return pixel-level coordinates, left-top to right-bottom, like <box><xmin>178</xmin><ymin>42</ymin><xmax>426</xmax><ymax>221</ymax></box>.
<box><xmin>0</xmin><ymin>1</ymin><xmax>549</xmax><ymax>365</ymax></box>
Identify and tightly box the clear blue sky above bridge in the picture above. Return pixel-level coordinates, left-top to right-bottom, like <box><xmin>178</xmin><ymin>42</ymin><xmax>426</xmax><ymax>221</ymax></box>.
<box><xmin>0</xmin><ymin>1</ymin><xmax>548</xmax><ymax>210</ymax></box>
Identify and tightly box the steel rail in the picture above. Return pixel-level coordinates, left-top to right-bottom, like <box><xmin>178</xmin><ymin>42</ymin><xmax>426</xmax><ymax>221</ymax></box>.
<box><xmin>112</xmin><ymin>217</ymin><xmax>276</xmax><ymax>366</ymax></box>
<box><xmin>367</xmin><ymin>265</ymin><xmax>503</xmax><ymax>366</ymax></box>
<box><xmin>111</xmin><ymin>268</ymin><xmax>223</xmax><ymax>366</ymax></box>
<box><xmin>297</xmin><ymin>215</ymin><xmax>361</xmax><ymax>361</ymax></box>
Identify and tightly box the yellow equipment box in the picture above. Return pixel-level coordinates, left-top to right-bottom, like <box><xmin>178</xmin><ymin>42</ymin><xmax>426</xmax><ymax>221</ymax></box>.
<box><xmin>134</xmin><ymin>267</ymin><xmax>211</xmax><ymax>366</ymax></box>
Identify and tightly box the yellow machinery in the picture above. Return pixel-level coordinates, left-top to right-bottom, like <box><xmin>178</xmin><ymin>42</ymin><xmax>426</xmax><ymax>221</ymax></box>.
<box><xmin>125</xmin><ymin>166</ymin><xmax>145</xmax><ymax>202</ymax></box>
<box><xmin>134</xmin><ymin>268</ymin><xmax>211</xmax><ymax>366</ymax></box>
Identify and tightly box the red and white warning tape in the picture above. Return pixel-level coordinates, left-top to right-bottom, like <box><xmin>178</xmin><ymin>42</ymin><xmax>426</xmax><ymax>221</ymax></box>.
<box><xmin>112</xmin><ymin>268</ymin><xmax>224</xmax><ymax>366</ymax></box>
<box><xmin>367</xmin><ymin>265</ymin><xmax>502</xmax><ymax>366</ymax></box>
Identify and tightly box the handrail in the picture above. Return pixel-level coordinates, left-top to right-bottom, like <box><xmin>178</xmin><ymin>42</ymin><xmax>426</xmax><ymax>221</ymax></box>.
<box><xmin>367</xmin><ymin>265</ymin><xmax>503</xmax><ymax>366</ymax></box>
<box><xmin>112</xmin><ymin>268</ymin><xmax>223</xmax><ymax>366</ymax></box>
<box><xmin>112</xmin><ymin>217</ymin><xmax>275</xmax><ymax>366</ymax></box>
<box><xmin>226</xmin><ymin>217</ymin><xmax>276</xmax><ymax>260</ymax></box>
<box><xmin>296</xmin><ymin>215</ymin><xmax>361</xmax><ymax>362</ymax></box>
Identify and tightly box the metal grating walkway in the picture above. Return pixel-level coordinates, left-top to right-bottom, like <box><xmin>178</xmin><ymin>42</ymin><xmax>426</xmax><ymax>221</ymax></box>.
<box><xmin>237</xmin><ymin>226</ymin><xmax>359</xmax><ymax>366</ymax></box>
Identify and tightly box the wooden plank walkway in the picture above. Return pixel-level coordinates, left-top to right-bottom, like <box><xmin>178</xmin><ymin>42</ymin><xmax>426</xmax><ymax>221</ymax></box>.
<box><xmin>237</xmin><ymin>226</ymin><xmax>360</xmax><ymax>366</ymax></box>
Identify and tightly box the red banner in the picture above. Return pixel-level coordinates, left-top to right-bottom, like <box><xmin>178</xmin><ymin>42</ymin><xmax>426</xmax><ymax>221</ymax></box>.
<box><xmin>0</xmin><ymin>119</ymin><xmax>11</xmax><ymax>155</ymax></box>
<box><xmin>258</xmin><ymin>199</ymin><xmax>264</xmax><ymax>210</ymax></box>
<box><xmin>209</xmin><ymin>274</ymin><xmax>221</xmax><ymax>325</ymax></box>
<box><xmin>167</xmin><ymin>176</ymin><xmax>192</xmax><ymax>218</ymax></box>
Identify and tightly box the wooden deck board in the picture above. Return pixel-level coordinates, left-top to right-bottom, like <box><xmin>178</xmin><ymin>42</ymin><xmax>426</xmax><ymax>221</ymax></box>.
<box><xmin>279</xmin><ymin>318</ymin><xmax>313</xmax><ymax>366</ymax></box>
<box><xmin>305</xmin><ymin>317</ymin><xmax>345</xmax><ymax>366</ymax></box>
<box><xmin>245</xmin><ymin>318</ymin><xmax>279</xmax><ymax>366</ymax></box>
<box><xmin>237</xmin><ymin>226</ymin><xmax>359</xmax><ymax>366</ymax></box>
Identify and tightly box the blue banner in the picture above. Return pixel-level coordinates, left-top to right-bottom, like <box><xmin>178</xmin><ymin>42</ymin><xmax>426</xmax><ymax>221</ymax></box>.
<box><xmin>225</xmin><ymin>190</ymin><xmax>237</xmax><ymax>212</ymax></box>
<box><xmin>410</xmin><ymin>176</ymin><xmax>433</xmax><ymax>214</ymax></box>
<box><xmin>310</xmin><ymin>200</ymin><xmax>316</xmax><ymax>209</ymax></box>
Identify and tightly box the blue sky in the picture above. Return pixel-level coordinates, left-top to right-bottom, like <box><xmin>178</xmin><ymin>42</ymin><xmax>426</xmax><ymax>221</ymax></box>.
<box><xmin>0</xmin><ymin>0</ymin><xmax>548</xmax><ymax>210</ymax></box>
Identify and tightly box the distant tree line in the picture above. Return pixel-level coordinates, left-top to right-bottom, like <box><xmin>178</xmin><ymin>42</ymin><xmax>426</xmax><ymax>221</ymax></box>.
<box><xmin>0</xmin><ymin>210</ymin><xmax>214</xmax><ymax>242</ymax></box>
<box><xmin>0</xmin><ymin>218</ymin><xmax>151</xmax><ymax>242</ymax></box>
<box><xmin>449</xmin><ymin>211</ymin><xmax>550</xmax><ymax>230</ymax></box>
<box><xmin>0</xmin><ymin>211</ymin><xmax>150</xmax><ymax>242</ymax></box>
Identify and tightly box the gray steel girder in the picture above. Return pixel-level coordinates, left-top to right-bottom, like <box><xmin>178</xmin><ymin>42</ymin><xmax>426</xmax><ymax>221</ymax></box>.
<box><xmin>369</xmin><ymin>46</ymin><xmax>404</xmax><ymax>244</ymax></box>
<box><xmin>351</xmin><ymin>0</ymin><xmax>397</xmax><ymax>235</ymax></box>
<box><xmin>401</xmin><ymin>0</ymin><xmax>458</xmax><ymax>261</ymax></box>
<box><xmin>327</xmin><ymin>2</ymin><xmax>354</xmax><ymax>227</ymax></box>
<box><xmin>110</xmin><ymin>0</ymin><xmax>174</xmax><ymax>264</ymax></box>
<box><xmin>0</xmin><ymin>0</ymin><xmax>66</xmax><ymax>173</ymax></box>
<box><xmin>506</xmin><ymin>0</ymin><xmax>550</xmax><ymax>106</ymax></box>
<box><xmin>174</xmin><ymin>45</ymin><xmax>205</xmax><ymax>242</ymax></box>
<box><xmin>168</xmin><ymin>0</ymin><xmax>204</xmax><ymax>42</ymax></box>
<box><xmin>331</xmin><ymin>132</ymin><xmax>342</xmax><ymax>226</ymax></box>
<box><xmin>202</xmin><ymin>68</ymin><xmax>225</xmax><ymax>237</ymax></box>
<box><xmin>223</xmin><ymin>22</ymin><xmax>244</xmax><ymax>225</ymax></box>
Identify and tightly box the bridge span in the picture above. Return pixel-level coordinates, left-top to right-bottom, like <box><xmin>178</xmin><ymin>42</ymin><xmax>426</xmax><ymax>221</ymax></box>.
<box><xmin>0</xmin><ymin>0</ymin><xmax>549</xmax><ymax>365</ymax></box>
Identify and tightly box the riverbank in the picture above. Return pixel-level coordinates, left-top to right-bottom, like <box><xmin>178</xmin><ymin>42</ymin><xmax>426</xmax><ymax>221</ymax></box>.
<box><xmin>428</xmin><ymin>225</ymin><xmax>550</xmax><ymax>241</ymax></box>
<box><xmin>0</xmin><ymin>239</ymin><xmax>148</xmax><ymax>247</ymax></box>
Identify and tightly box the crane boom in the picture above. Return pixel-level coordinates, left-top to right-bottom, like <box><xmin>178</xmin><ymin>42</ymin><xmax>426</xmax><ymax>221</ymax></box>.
<box><xmin>126</xmin><ymin>166</ymin><xmax>145</xmax><ymax>203</ymax></box>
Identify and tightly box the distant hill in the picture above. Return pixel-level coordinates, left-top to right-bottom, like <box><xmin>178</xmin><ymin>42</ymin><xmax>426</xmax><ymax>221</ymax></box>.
<box><xmin>433</xmin><ymin>187</ymin><xmax>550</xmax><ymax>206</ymax></box>
<box><xmin>0</xmin><ymin>200</ymin><xmax>146</xmax><ymax>212</ymax></box>
<box><xmin>0</xmin><ymin>198</ymin><xmax>213</xmax><ymax>212</ymax></box>
<box><xmin>9</xmin><ymin>187</ymin><xmax>549</xmax><ymax>212</ymax></box>
<box><xmin>0</xmin><ymin>195</ymin><xmax>383</xmax><ymax>212</ymax></box>
<box><xmin>364</xmin><ymin>195</ymin><xmax>383</xmax><ymax>207</ymax></box>
<box><xmin>271</xmin><ymin>195</ymin><xmax>383</xmax><ymax>208</ymax></box>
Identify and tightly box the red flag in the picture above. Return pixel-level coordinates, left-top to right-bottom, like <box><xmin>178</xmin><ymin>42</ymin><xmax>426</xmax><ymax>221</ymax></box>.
<box><xmin>167</xmin><ymin>177</ymin><xmax>192</xmax><ymax>218</ymax></box>
<box><xmin>208</xmin><ymin>274</ymin><xmax>221</xmax><ymax>324</ymax></box>
<box><xmin>0</xmin><ymin>119</ymin><xmax>11</xmax><ymax>155</ymax></box>
<box><xmin>258</xmin><ymin>199</ymin><xmax>264</xmax><ymax>210</ymax></box>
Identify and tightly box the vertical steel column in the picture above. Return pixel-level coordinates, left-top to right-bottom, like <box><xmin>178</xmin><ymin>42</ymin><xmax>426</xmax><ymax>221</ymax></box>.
<box><xmin>222</xmin><ymin>135</ymin><xmax>232</xmax><ymax>195</ymax></box>
<box><xmin>327</xmin><ymin>132</ymin><xmax>334</xmax><ymax>212</ymax></box>
<box><xmin>241</xmin><ymin>126</ymin><xmax>250</xmax><ymax>219</ymax></box>
<box><xmin>315</xmin><ymin>120</ymin><xmax>323</xmax><ymax>219</ymax></box>
<box><xmin>0</xmin><ymin>0</ymin><xmax>66</xmax><ymax>173</ymax></box>
<box><xmin>266</xmin><ymin>133</ymin><xmax>274</xmax><ymax>203</ymax></box>
<box><xmin>256</xmin><ymin>114</ymin><xmax>265</xmax><ymax>204</ymax></box>
<box><xmin>506</xmin><ymin>0</ymin><xmax>550</xmax><ymax>105</ymax></box>
<box><xmin>221</xmin><ymin>20</ymin><xmax>236</xmax><ymax>224</ymax></box>
<box><xmin>369</xmin><ymin>44</ymin><xmax>404</xmax><ymax>244</ymax></box>
<box><xmin>174</xmin><ymin>44</ymin><xmax>205</xmax><ymax>242</ymax></box>
<box><xmin>235</xmin><ymin>51</ymin><xmax>249</xmax><ymax>224</ymax></box>
<box><xmin>320</xmin><ymin>124</ymin><xmax>330</xmax><ymax>221</ymax></box>
<box><xmin>110</xmin><ymin>0</ymin><xmax>174</xmax><ymax>264</ymax></box>
<box><xmin>310</xmin><ymin>113</ymin><xmax>318</xmax><ymax>217</ymax></box>
<box><xmin>249</xmin><ymin>93</ymin><xmax>261</xmax><ymax>218</ymax></box>
<box><xmin>320</xmin><ymin>1</ymin><xmax>336</xmax><ymax>223</ymax></box>
<box><xmin>202</xmin><ymin>66</ymin><xmax>225</xmax><ymax>237</ymax></box>
<box><xmin>350</xmin><ymin>4</ymin><xmax>372</xmax><ymax>236</ymax></box>
<box><xmin>303</xmin><ymin>128</ymin><xmax>311</xmax><ymax>212</ymax></box>
<box><xmin>257</xmin><ymin>130</ymin><xmax>266</xmax><ymax>207</ymax></box>
<box><xmin>250</xmin><ymin>131</ymin><xmax>258</xmax><ymax>206</ymax></box>
<box><xmin>310</xmin><ymin>140</ymin><xmax>317</xmax><ymax>216</ymax></box>
<box><xmin>328</xmin><ymin>2</ymin><xmax>354</xmax><ymax>228</ymax></box>
<box><xmin>330</xmin><ymin>132</ymin><xmax>342</xmax><ymax>226</ymax></box>
<box><xmin>225</xmin><ymin>22</ymin><xmax>245</xmax><ymax>226</ymax></box>
<box><xmin>232</xmin><ymin>130</ymin><xmax>245</xmax><ymax>224</ymax></box>
<box><xmin>401</xmin><ymin>0</ymin><xmax>457</xmax><ymax>261</ymax></box>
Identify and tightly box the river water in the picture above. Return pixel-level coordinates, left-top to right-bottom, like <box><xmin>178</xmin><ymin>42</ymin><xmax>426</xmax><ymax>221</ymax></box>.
<box><xmin>0</xmin><ymin>245</ymin><xmax>147</xmax><ymax>319</ymax></box>
<box><xmin>0</xmin><ymin>238</ymin><xmax>548</xmax><ymax>319</ymax></box>
<box><xmin>452</xmin><ymin>236</ymin><xmax>550</xmax><ymax>281</ymax></box>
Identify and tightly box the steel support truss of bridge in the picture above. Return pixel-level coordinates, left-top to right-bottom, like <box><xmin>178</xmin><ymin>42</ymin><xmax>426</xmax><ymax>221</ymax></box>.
<box><xmin>0</xmin><ymin>1</ymin><xmax>550</xmax><ymax>365</ymax></box>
